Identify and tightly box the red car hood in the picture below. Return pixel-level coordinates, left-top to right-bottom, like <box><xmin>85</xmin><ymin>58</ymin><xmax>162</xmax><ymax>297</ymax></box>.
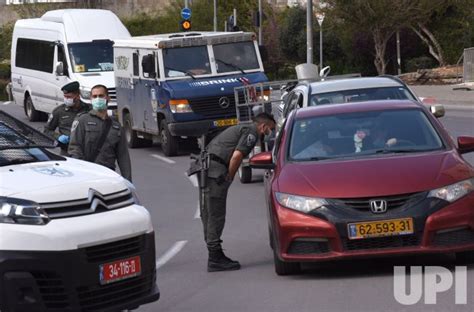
<box><xmin>277</xmin><ymin>151</ymin><xmax>473</xmax><ymax>198</ymax></box>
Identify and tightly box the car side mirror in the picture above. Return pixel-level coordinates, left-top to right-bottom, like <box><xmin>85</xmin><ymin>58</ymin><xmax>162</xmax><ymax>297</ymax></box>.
<box><xmin>430</xmin><ymin>104</ymin><xmax>445</xmax><ymax>118</ymax></box>
<box><xmin>250</xmin><ymin>151</ymin><xmax>275</xmax><ymax>169</ymax></box>
<box><xmin>142</xmin><ymin>54</ymin><xmax>156</xmax><ymax>78</ymax></box>
<box><xmin>55</xmin><ymin>61</ymin><xmax>64</xmax><ymax>76</ymax></box>
<box><xmin>457</xmin><ymin>136</ymin><xmax>474</xmax><ymax>154</ymax></box>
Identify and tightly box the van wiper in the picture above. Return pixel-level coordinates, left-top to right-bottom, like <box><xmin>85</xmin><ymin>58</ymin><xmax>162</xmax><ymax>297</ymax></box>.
<box><xmin>215</xmin><ymin>59</ymin><xmax>245</xmax><ymax>74</ymax></box>
<box><xmin>164</xmin><ymin>66</ymin><xmax>196</xmax><ymax>80</ymax></box>
<box><xmin>1</xmin><ymin>159</ymin><xmax>40</xmax><ymax>166</ymax></box>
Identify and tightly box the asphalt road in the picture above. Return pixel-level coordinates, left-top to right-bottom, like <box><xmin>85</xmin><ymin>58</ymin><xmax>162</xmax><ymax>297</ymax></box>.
<box><xmin>1</xmin><ymin>99</ymin><xmax>473</xmax><ymax>312</ymax></box>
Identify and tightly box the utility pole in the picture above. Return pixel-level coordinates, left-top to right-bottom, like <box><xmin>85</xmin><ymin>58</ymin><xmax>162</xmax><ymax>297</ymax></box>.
<box><xmin>258</xmin><ymin>0</ymin><xmax>263</xmax><ymax>45</ymax></box>
<box><xmin>307</xmin><ymin>0</ymin><xmax>313</xmax><ymax>64</ymax></box>
<box><xmin>213</xmin><ymin>0</ymin><xmax>217</xmax><ymax>31</ymax></box>
<box><xmin>316</xmin><ymin>12</ymin><xmax>325</xmax><ymax>70</ymax></box>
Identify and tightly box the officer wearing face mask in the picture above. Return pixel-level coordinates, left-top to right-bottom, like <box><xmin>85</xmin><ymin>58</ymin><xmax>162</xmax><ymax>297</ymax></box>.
<box><xmin>200</xmin><ymin>112</ymin><xmax>275</xmax><ymax>272</ymax></box>
<box><xmin>68</xmin><ymin>84</ymin><xmax>132</xmax><ymax>181</ymax></box>
<box><xmin>43</xmin><ymin>81</ymin><xmax>90</xmax><ymax>155</ymax></box>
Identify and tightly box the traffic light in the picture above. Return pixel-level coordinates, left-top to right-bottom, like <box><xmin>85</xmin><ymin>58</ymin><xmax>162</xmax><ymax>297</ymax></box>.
<box><xmin>181</xmin><ymin>20</ymin><xmax>191</xmax><ymax>31</ymax></box>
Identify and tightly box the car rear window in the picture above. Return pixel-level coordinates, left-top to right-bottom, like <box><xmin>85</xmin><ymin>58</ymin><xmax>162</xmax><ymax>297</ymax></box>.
<box><xmin>310</xmin><ymin>87</ymin><xmax>416</xmax><ymax>106</ymax></box>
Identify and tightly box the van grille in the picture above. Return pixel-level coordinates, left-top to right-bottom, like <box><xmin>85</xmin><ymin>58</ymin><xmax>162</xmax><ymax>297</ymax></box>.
<box><xmin>77</xmin><ymin>270</ymin><xmax>155</xmax><ymax>312</ymax></box>
<box><xmin>40</xmin><ymin>188</ymin><xmax>134</xmax><ymax>219</ymax></box>
<box><xmin>84</xmin><ymin>235</ymin><xmax>145</xmax><ymax>263</ymax></box>
<box><xmin>32</xmin><ymin>271</ymin><xmax>69</xmax><ymax>310</ymax></box>
<box><xmin>107</xmin><ymin>87</ymin><xmax>116</xmax><ymax>101</ymax></box>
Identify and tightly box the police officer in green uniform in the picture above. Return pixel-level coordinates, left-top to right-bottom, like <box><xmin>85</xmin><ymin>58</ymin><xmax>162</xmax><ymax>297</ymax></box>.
<box><xmin>68</xmin><ymin>84</ymin><xmax>132</xmax><ymax>181</ymax></box>
<box><xmin>43</xmin><ymin>81</ymin><xmax>90</xmax><ymax>155</ymax></box>
<box><xmin>203</xmin><ymin>113</ymin><xmax>276</xmax><ymax>272</ymax></box>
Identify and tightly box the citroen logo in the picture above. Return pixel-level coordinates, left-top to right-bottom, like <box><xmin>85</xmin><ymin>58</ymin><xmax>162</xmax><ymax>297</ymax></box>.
<box><xmin>369</xmin><ymin>199</ymin><xmax>387</xmax><ymax>214</ymax></box>
<box><xmin>218</xmin><ymin>97</ymin><xmax>230</xmax><ymax>109</ymax></box>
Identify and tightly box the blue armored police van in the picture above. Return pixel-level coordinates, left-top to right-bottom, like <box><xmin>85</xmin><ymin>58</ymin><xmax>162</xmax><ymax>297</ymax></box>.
<box><xmin>113</xmin><ymin>32</ymin><xmax>268</xmax><ymax>156</ymax></box>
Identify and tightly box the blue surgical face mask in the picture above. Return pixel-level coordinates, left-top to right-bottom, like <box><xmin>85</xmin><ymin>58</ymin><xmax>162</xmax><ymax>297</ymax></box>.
<box><xmin>91</xmin><ymin>97</ymin><xmax>107</xmax><ymax>111</ymax></box>
<box><xmin>64</xmin><ymin>97</ymin><xmax>75</xmax><ymax>107</ymax></box>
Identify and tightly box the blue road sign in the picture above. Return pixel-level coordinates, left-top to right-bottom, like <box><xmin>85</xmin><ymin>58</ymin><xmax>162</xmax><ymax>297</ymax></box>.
<box><xmin>181</xmin><ymin>8</ymin><xmax>192</xmax><ymax>20</ymax></box>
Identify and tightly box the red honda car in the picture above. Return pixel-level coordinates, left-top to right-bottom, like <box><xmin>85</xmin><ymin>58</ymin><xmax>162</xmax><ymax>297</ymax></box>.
<box><xmin>250</xmin><ymin>100</ymin><xmax>474</xmax><ymax>275</ymax></box>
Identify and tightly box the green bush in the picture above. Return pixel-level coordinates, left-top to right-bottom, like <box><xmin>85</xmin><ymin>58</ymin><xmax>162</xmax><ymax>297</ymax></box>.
<box><xmin>0</xmin><ymin>63</ymin><xmax>11</xmax><ymax>79</ymax></box>
<box><xmin>0</xmin><ymin>80</ymin><xmax>9</xmax><ymax>101</ymax></box>
<box><xmin>405</xmin><ymin>56</ymin><xmax>436</xmax><ymax>72</ymax></box>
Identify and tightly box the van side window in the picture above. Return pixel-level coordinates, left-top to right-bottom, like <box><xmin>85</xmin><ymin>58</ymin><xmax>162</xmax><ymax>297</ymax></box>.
<box><xmin>133</xmin><ymin>52</ymin><xmax>139</xmax><ymax>77</ymax></box>
<box><xmin>16</xmin><ymin>38</ymin><xmax>54</xmax><ymax>73</ymax></box>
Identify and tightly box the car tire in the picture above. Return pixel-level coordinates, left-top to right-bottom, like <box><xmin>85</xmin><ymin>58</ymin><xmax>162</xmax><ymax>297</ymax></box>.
<box><xmin>24</xmin><ymin>95</ymin><xmax>41</xmax><ymax>122</ymax></box>
<box><xmin>160</xmin><ymin>121</ymin><xmax>178</xmax><ymax>156</ymax></box>
<box><xmin>238</xmin><ymin>165</ymin><xmax>252</xmax><ymax>184</ymax></box>
<box><xmin>272</xmin><ymin>233</ymin><xmax>300</xmax><ymax>276</ymax></box>
<box><xmin>123</xmin><ymin>113</ymin><xmax>152</xmax><ymax>148</ymax></box>
<box><xmin>456</xmin><ymin>250</ymin><xmax>474</xmax><ymax>264</ymax></box>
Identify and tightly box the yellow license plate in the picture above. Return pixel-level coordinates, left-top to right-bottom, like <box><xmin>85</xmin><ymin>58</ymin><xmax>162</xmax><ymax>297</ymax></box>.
<box><xmin>347</xmin><ymin>218</ymin><xmax>414</xmax><ymax>240</ymax></box>
<box><xmin>213</xmin><ymin>118</ymin><xmax>238</xmax><ymax>127</ymax></box>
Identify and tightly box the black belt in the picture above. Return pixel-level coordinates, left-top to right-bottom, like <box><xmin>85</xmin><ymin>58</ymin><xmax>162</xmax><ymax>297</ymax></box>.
<box><xmin>209</xmin><ymin>154</ymin><xmax>227</xmax><ymax>167</ymax></box>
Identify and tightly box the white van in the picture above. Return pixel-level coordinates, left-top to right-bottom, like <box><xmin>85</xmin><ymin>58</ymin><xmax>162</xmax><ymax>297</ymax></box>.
<box><xmin>10</xmin><ymin>9</ymin><xmax>131</xmax><ymax>121</ymax></box>
<box><xmin>0</xmin><ymin>110</ymin><xmax>159</xmax><ymax>311</ymax></box>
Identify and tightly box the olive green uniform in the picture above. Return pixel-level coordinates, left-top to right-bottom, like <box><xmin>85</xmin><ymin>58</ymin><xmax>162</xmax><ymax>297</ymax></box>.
<box><xmin>68</xmin><ymin>110</ymin><xmax>132</xmax><ymax>181</ymax></box>
<box><xmin>202</xmin><ymin>123</ymin><xmax>258</xmax><ymax>251</ymax></box>
<box><xmin>43</xmin><ymin>102</ymin><xmax>90</xmax><ymax>154</ymax></box>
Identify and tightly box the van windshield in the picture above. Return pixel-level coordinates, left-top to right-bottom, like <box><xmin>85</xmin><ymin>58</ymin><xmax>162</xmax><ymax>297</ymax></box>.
<box><xmin>163</xmin><ymin>46</ymin><xmax>211</xmax><ymax>78</ymax></box>
<box><xmin>68</xmin><ymin>40</ymin><xmax>114</xmax><ymax>73</ymax></box>
<box><xmin>213</xmin><ymin>41</ymin><xmax>260</xmax><ymax>73</ymax></box>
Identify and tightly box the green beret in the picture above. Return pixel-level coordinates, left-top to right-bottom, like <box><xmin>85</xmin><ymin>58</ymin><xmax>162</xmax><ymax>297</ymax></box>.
<box><xmin>61</xmin><ymin>81</ymin><xmax>80</xmax><ymax>93</ymax></box>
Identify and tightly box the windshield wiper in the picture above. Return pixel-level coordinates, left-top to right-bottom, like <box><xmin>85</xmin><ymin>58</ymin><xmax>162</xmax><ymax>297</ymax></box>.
<box><xmin>164</xmin><ymin>66</ymin><xmax>196</xmax><ymax>80</ymax></box>
<box><xmin>374</xmin><ymin>148</ymin><xmax>420</xmax><ymax>154</ymax></box>
<box><xmin>1</xmin><ymin>159</ymin><xmax>40</xmax><ymax>166</ymax></box>
<box><xmin>215</xmin><ymin>58</ymin><xmax>245</xmax><ymax>74</ymax></box>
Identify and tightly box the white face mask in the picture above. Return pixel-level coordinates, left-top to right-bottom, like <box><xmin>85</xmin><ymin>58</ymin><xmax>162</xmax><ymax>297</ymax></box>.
<box><xmin>64</xmin><ymin>98</ymin><xmax>75</xmax><ymax>107</ymax></box>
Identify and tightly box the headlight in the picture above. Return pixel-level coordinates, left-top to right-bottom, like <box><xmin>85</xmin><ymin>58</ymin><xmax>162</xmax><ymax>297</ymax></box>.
<box><xmin>275</xmin><ymin>192</ymin><xmax>327</xmax><ymax>213</ymax></box>
<box><xmin>0</xmin><ymin>197</ymin><xmax>49</xmax><ymax>225</ymax></box>
<box><xmin>428</xmin><ymin>178</ymin><xmax>474</xmax><ymax>203</ymax></box>
<box><xmin>80</xmin><ymin>88</ymin><xmax>91</xmax><ymax>100</ymax></box>
<box><xmin>169</xmin><ymin>99</ymin><xmax>192</xmax><ymax>113</ymax></box>
<box><xmin>124</xmin><ymin>180</ymin><xmax>141</xmax><ymax>205</ymax></box>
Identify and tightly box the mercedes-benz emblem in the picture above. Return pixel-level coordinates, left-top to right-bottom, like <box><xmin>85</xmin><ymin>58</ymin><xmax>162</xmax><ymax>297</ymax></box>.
<box><xmin>218</xmin><ymin>97</ymin><xmax>230</xmax><ymax>109</ymax></box>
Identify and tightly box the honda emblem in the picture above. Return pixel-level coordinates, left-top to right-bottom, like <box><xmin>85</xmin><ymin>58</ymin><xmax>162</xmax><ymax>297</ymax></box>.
<box><xmin>369</xmin><ymin>199</ymin><xmax>387</xmax><ymax>214</ymax></box>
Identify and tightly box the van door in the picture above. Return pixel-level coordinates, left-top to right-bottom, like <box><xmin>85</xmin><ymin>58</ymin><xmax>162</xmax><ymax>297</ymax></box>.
<box><xmin>139</xmin><ymin>50</ymin><xmax>160</xmax><ymax>133</ymax></box>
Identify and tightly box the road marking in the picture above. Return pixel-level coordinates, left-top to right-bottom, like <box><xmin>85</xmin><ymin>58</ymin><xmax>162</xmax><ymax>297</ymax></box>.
<box><xmin>151</xmin><ymin>154</ymin><xmax>176</xmax><ymax>164</ymax></box>
<box><xmin>155</xmin><ymin>240</ymin><xmax>188</xmax><ymax>270</ymax></box>
<box><xmin>2</xmin><ymin>101</ymin><xmax>12</xmax><ymax>106</ymax></box>
<box><xmin>186</xmin><ymin>172</ymin><xmax>199</xmax><ymax>187</ymax></box>
<box><xmin>194</xmin><ymin>202</ymin><xmax>201</xmax><ymax>219</ymax></box>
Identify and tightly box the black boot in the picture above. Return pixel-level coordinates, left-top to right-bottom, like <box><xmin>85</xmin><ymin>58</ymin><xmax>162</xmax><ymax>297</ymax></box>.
<box><xmin>208</xmin><ymin>249</ymin><xmax>241</xmax><ymax>272</ymax></box>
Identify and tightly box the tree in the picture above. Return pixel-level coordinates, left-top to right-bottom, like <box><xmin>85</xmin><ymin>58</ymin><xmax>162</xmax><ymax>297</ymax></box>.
<box><xmin>325</xmin><ymin>0</ymin><xmax>421</xmax><ymax>74</ymax></box>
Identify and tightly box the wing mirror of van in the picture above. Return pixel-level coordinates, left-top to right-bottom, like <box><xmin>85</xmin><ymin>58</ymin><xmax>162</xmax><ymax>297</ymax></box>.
<box><xmin>55</xmin><ymin>62</ymin><xmax>64</xmax><ymax>76</ymax></box>
<box><xmin>142</xmin><ymin>54</ymin><xmax>156</xmax><ymax>78</ymax></box>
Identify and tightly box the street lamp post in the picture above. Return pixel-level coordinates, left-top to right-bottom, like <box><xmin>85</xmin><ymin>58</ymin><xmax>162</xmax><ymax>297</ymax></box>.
<box><xmin>213</xmin><ymin>0</ymin><xmax>217</xmax><ymax>31</ymax></box>
<box><xmin>307</xmin><ymin>0</ymin><xmax>313</xmax><ymax>64</ymax></box>
<box><xmin>316</xmin><ymin>12</ymin><xmax>325</xmax><ymax>70</ymax></box>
